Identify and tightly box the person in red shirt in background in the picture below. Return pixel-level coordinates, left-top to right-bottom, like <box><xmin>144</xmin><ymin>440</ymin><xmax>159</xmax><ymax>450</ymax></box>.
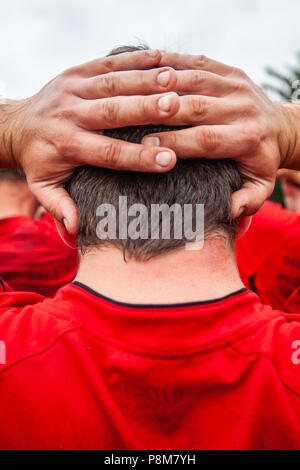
<box><xmin>0</xmin><ymin>169</ymin><xmax>78</xmax><ymax>296</ymax></box>
<box><xmin>236</xmin><ymin>199</ymin><xmax>300</xmax><ymax>310</ymax></box>
<box><xmin>236</xmin><ymin>169</ymin><xmax>300</xmax><ymax>311</ymax></box>
<box><xmin>279</xmin><ymin>169</ymin><xmax>300</xmax><ymax>213</ymax></box>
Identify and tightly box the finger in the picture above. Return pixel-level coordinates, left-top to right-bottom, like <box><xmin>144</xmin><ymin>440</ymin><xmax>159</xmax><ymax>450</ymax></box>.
<box><xmin>68</xmin><ymin>49</ymin><xmax>162</xmax><ymax>78</ymax></box>
<box><xmin>159</xmin><ymin>95</ymin><xmax>239</xmax><ymax>126</ymax></box>
<box><xmin>231</xmin><ymin>180</ymin><xmax>274</xmax><ymax>219</ymax></box>
<box><xmin>30</xmin><ymin>183</ymin><xmax>79</xmax><ymax>236</ymax></box>
<box><xmin>142</xmin><ymin>125</ymin><xmax>253</xmax><ymax>158</ymax></box>
<box><xmin>68</xmin><ymin>131</ymin><xmax>177</xmax><ymax>172</ymax></box>
<box><xmin>175</xmin><ymin>70</ymin><xmax>235</xmax><ymax>96</ymax></box>
<box><xmin>75</xmin><ymin>67</ymin><xmax>177</xmax><ymax>99</ymax></box>
<box><xmin>77</xmin><ymin>92</ymin><xmax>180</xmax><ymax>129</ymax></box>
<box><xmin>159</xmin><ymin>53</ymin><xmax>235</xmax><ymax>76</ymax></box>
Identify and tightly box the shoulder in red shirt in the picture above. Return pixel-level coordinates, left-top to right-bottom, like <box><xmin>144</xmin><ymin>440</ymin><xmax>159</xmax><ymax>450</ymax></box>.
<box><xmin>0</xmin><ymin>213</ymin><xmax>78</xmax><ymax>296</ymax></box>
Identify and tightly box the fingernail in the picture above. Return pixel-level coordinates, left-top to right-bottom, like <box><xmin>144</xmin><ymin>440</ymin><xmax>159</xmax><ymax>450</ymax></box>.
<box><xmin>142</xmin><ymin>136</ymin><xmax>160</xmax><ymax>147</ymax></box>
<box><xmin>156</xmin><ymin>151</ymin><xmax>172</xmax><ymax>167</ymax></box>
<box><xmin>237</xmin><ymin>206</ymin><xmax>246</xmax><ymax>218</ymax></box>
<box><xmin>157</xmin><ymin>70</ymin><xmax>170</xmax><ymax>87</ymax></box>
<box><xmin>63</xmin><ymin>218</ymin><xmax>69</xmax><ymax>231</ymax></box>
<box><xmin>158</xmin><ymin>94</ymin><xmax>172</xmax><ymax>112</ymax></box>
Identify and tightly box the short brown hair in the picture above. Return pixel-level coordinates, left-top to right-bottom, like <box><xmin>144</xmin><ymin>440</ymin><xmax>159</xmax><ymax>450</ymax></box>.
<box><xmin>66</xmin><ymin>45</ymin><xmax>243</xmax><ymax>260</ymax></box>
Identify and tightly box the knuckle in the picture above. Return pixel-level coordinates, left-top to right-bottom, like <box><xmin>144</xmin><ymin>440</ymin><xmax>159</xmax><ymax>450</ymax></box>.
<box><xmin>164</xmin><ymin>132</ymin><xmax>177</xmax><ymax>148</ymax></box>
<box><xmin>142</xmin><ymin>96</ymin><xmax>151</xmax><ymax>114</ymax></box>
<box><xmin>166</xmin><ymin>52</ymin><xmax>180</xmax><ymax>65</ymax></box>
<box><xmin>194</xmin><ymin>54</ymin><xmax>208</xmax><ymax>69</ymax></box>
<box><xmin>233</xmin><ymin>67</ymin><xmax>248</xmax><ymax>80</ymax></box>
<box><xmin>244</xmin><ymin>129</ymin><xmax>261</xmax><ymax>149</ymax></box>
<box><xmin>102</xmin><ymin>142</ymin><xmax>121</xmax><ymax>166</ymax></box>
<box><xmin>61</xmin><ymin>67</ymin><xmax>72</xmax><ymax>78</ymax></box>
<box><xmin>242</xmin><ymin>100</ymin><xmax>258</xmax><ymax>116</ymax></box>
<box><xmin>138</xmin><ymin>96</ymin><xmax>151</xmax><ymax>118</ymax></box>
<box><xmin>196</xmin><ymin>127</ymin><xmax>218</xmax><ymax>152</ymax></box>
<box><xmin>137</xmin><ymin>147</ymin><xmax>149</xmax><ymax>167</ymax></box>
<box><xmin>190</xmin><ymin>95</ymin><xmax>206</xmax><ymax>118</ymax></box>
<box><xmin>58</xmin><ymin>106</ymin><xmax>76</xmax><ymax>121</ymax></box>
<box><xmin>192</xmin><ymin>70</ymin><xmax>206</xmax><ymax>87</ymax></box>
<box><xmin>101</xmin><ymin>99</ymin><xmax>119</xmax><ymax>126</ymax></box>
<box><xmin>61</xmin><ymin>77</ymin><xmax>76</xmax><ymax>95</ymax></box>
<box><xmin>61</xmin><ymin>66</ymin><xmax>79</xmax><ymax>78</ymax></box>
<box><xmin>102</xmin><ymin>56</ymin><xmax>115</xmax><ymax>71</ymax></box>
<box><xmin>53</xmin><ymin>132</ymin><xmax>79</xmax><ymax>157</ymax></box>
<box><xmin>101</xmin><ymin>73</ymin><xmax>119</xmax><ymax>96</ymax></box>
<box><xmin>138</xmin><ymin>70</ymin><xmax>148</xmax><ymax>90</ymax></box>
<box><xmin>234</xmin><ymin>79</ymin><xmax>251</xmax><ymax>94</ymax></box>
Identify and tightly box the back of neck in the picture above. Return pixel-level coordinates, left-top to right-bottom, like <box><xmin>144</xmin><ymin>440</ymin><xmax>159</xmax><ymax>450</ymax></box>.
<box><xmin>75</xmin><ymin>239</ymin><xmax>243</xmax><ymax>305</ymax></box>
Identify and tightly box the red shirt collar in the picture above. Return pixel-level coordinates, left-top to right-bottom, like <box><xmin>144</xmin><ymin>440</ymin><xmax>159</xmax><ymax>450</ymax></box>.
<box><xmin>52</xmin><ymin>282</ymin><xmax>278</xmax><ymax>356</ymax></box>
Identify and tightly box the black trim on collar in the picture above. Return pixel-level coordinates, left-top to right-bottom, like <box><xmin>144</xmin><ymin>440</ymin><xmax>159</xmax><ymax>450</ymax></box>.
<box><xmin>72</xmin><ymin>281</ymin><xmax>248</xmax><ymax>309</ymax></box>
<box><xmin>0</xmin><ymin>279</ymin><xmax>6</xmax><ymax>292</ymax></box>
<box><xmin>249</xmin><ymin>274</ymin><xmax>257</xmax><ymax>294</ymax></box>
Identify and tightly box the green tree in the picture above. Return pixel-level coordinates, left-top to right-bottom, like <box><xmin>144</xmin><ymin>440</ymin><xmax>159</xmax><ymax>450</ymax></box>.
<box><xmin>262</xmin><ymin>52</ymin><xmax>300</xmax><ymax>102</ymax></box>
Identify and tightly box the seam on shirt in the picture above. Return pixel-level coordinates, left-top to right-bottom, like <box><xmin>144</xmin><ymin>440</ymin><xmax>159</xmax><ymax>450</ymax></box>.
<box><xmin>80</xmin><ymin>318</ymin><xmax>272</xmax><ymax>360</ymax></box>
<box><xmin>0</xmin><ymin>325</ymin><xmax>83</xmax><ymax>376</ymax></box>
<box><xmin>228</xmin><ymin>341</ymin><xmax>300</xmax><ymax>401</ymax></box>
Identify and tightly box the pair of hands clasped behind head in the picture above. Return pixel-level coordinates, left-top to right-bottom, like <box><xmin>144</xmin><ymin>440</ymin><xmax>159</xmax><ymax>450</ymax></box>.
<box><xmin>0</xmin><ymin>49</ymin><xmax>296</xmax><ymax>234</ymax></box>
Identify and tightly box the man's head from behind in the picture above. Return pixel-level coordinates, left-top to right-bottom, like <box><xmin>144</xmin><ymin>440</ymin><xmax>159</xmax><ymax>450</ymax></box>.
<box><xmin>65</xmin><ymin>45</ymin><xmax>244</xmax><ymax>260</ymax></box>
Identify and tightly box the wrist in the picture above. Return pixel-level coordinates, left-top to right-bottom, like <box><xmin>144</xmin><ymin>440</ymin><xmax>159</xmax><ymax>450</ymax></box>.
<box><xmin>0</xmin><ymin>99</ymin><xmax>26</xmax><ymax>168</ymax></box>
<box><xmin>277</xmin><ymin>102</ymin><xmax>300</xmax><ymax>170</ymax></box>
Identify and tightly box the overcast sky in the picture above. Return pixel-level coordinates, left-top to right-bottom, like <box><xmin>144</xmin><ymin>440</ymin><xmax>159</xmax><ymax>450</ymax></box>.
<box><xmin>1</xmin><ymin>0</ymin><xmax>299</xmax><ymax>99</ymax></box>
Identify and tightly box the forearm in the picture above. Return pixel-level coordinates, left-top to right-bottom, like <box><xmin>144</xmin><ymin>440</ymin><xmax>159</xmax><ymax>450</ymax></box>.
<box><xmin>0</xmin><ymin>99</ymin><xmax>21</xmax><ymax>168</ymax></box>
<box><xmin>279</xmin><ymin>103</ymin><xmax>300</xmax><ymax>171</ymax></box>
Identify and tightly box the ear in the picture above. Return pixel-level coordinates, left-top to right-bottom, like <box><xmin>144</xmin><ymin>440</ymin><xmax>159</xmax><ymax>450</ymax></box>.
<box><xmin>236</xmin><ymin>215</ymin><xmax>252</xmax><ymax>239</ymax></box>
<box><xmin>55</xmin><ymin>219</ymin><xmax>77</xmax><ymax>249</ymax></box>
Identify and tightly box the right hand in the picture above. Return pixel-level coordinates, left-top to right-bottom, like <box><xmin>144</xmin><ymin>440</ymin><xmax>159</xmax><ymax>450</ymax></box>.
<box><xmin>142</xmin><ymin>53</ymin><xmax>296</xmax><ymax>218</ymax></box>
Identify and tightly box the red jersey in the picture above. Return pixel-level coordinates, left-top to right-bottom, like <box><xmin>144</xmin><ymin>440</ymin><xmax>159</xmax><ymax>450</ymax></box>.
<box><xmin>1</xmin><ymin>279</ymin><xmax>300</xmax><ymax>449</ymax></box>
<box><xmin>236</xmin><ymin>201</ymin><xmax>300</xmax><ymax>309</ymax></box>
<box><xmin>0</xmin><ymin>213</ymin><xmax>78</xmax><ymax>296</ymax></box>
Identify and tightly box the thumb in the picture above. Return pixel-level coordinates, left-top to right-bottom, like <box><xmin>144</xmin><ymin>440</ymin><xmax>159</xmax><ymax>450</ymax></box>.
<box><xmin>30</xmin><ymin>183</ymin><xmax>79</xmax><ymax>236</ymax></box>
<box><xmin>231</xmin><ymin>180</ymin><xmax>274</xmax><ymax>219</ymax></box>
